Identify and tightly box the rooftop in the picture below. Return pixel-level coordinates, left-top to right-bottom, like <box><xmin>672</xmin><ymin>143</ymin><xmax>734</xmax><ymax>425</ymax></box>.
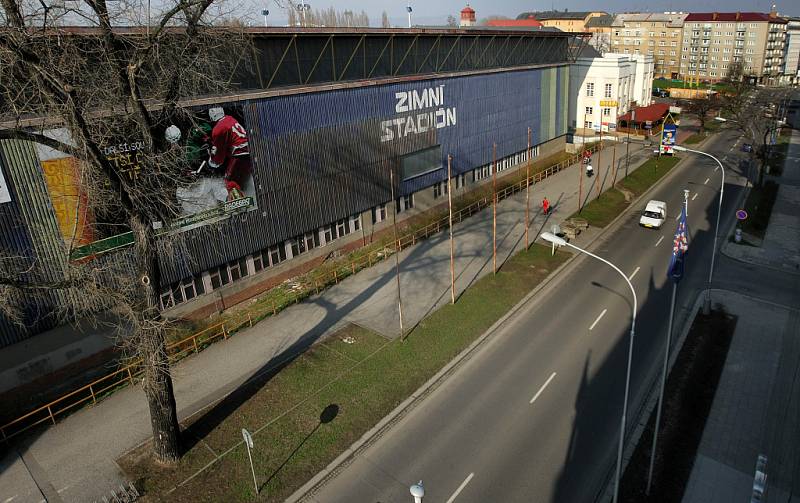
<box><xmin>517</xmin><ymin>10</ymin><xmax>602</xmax><ymax>21</ymax></box>
<box><xmin>684</xmin><ymin>12</ymin><xmax>788</xmax><ymax>23</ymax></box>
<box><xmin>486</xmin><ymin>18</ymin><xmax>544</xmax><ymax>28</ymax></box>
<box><xmin>586</xmin><ymin>14</ymin><xmax>614</xmax><ymax>28</ymax></box>
<box><xmin>619</xmin><ymin>103</ymin><xmax>670</xmax><ymax>123</ymax></box>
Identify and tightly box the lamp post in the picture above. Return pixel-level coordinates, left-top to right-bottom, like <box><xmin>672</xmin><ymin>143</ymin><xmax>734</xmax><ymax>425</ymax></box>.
<box><xmin>539</xmin><ymin>232</ymin><xmax>637</xmax><ymax>503</ymax></box>
<box><xmin>672</xmin><ymin>145</ymin><xmax>725</xmax><ymax>315</ymax></box>
<box><xmin>406</xmin><ymin>3</ymin><xmax>412</xmax><ymax>28</ymax></box>
<box><xmin>261</xmin><ymin>8</ymin><xmax>269</xmax><ymax>27</ymax></box>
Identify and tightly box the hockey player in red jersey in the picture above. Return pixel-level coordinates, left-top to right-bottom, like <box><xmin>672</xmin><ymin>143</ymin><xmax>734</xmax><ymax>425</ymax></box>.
<box><xmin>207</xmin><ymin>107</ymin><xmax>250</xmax><ymax>201</ymax></box>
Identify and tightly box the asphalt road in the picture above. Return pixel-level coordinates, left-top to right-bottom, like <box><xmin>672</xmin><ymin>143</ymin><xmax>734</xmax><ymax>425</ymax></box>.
<box><xmin>306</xmin><ymin>128</ymin><xmax>751</xmax><ymax>503</ymax></box>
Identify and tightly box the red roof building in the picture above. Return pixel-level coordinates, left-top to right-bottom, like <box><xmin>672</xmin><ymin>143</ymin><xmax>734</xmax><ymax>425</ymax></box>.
<box><xmin>486</xmin><ymin>16</ymin><xmax>543</xmax><ymax>28</ymax></box>
<box><xmin>618</xmin><ymin>103</ymin><xmax>670</xmax><ymax>127</ymax></box>
<box><xmin>684</xmin><ymin>12</ymin><xmax>787</xmax><ymax>23</ymax></box>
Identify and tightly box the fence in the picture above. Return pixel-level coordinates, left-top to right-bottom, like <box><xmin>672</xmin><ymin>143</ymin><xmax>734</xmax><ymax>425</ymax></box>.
<box><xmin>0</xmin><ymin>142</ymin><xmax>606</xmax><ymax>442</ymax></box>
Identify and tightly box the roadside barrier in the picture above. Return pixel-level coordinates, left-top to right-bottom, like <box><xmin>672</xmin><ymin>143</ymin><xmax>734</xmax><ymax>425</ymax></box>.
<box><xmin>0</xmin><ymin>142</ymin><xmax>607</xmax><ymax>443</ymax></box>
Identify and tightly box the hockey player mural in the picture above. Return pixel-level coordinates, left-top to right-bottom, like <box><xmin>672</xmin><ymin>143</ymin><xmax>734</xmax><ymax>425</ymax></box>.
<box><xmin>163</xmin><ymin>105</ymin><xmax>256</xmax><ymax>229</ymax></box>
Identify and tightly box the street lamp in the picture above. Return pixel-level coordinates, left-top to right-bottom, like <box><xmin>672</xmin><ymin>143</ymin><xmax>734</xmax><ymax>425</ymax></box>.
<box><xmin>410</xmin><ymin>480</ymin><xmax>424</xmax><ymax>502</ymax></box>
<box><xmin>672</xmin><ymin>145</ymin><xmax>724</xmax><ymax>315</ymax></box>
<box><xmin>406</xmin><ymin>3</ymin><xmax>413</xmax><ymax>28</ymax></box>
<box><xmin>539</xmin><ymin>232</ymin><xmax>637</xmax><ymax>503</ymax></box>
<box><xmin>261</xmin><ymin>8</ymin><xmax>269</xmax><ymax>27</ymax></box>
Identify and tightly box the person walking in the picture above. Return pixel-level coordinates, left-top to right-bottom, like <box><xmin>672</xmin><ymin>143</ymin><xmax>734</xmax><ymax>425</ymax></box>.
<box><xmin>542</xmin><ymin>196</ymin><xmax>550</xmax><ymax>215</ymax></box>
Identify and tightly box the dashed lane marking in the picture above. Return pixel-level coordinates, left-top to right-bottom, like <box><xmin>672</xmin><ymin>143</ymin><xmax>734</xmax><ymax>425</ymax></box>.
<box><xmin>530</xmin><ymin>372</ymin><xmax>557</xmax><ymax>404</ymax></box>
<box><xmin>590</xmin><ymin>310</ymin><xmax>608</xmax><ymax>331</ymax></box>
<box><xmin>446</xmin><ymin>473</ymin><xmax>475</xmax><ymax>503</ymax></box>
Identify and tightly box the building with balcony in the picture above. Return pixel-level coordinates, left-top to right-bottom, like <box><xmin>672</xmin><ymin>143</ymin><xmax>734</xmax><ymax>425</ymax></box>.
<box><xmin>680</xmin><ymin>11</ymin><xmax>788</xmax><ymax>85</ymax></box>
<box><xmin>783</xmin><ymin>17</ymin><xmax>800</xmax><ymax>85</ymax></box>
<box><xmin>609</xmin><ymin>12</ymin><xmax>688</xmax><ymax>79</ymax></box>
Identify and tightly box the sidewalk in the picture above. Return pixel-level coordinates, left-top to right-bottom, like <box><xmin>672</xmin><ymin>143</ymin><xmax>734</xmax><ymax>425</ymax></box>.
<box><xmin>0</xmin><ymin>141</ymin><xmax>652</xmax><ymax>503</ymax></box>
<box><xmin>681</xmin><ymin>128</ymin><xmax>800</xmax><ymax>501</ymax></box>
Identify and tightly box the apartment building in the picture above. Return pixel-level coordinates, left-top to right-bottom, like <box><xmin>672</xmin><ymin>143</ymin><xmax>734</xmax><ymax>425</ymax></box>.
<box><xmin>784</xmin><ymin>18</ymin><xmax>800</xmax><ymax>85</ymax></box>
<box><xmin>515</xmin><ymin>10</ymin><xmax>608</xmax><ymax>33</ymax></box>
<box><xmin>680</xmin><ymin>12</ymin><xmax>788</xmax><ymax>84</ymax></box>
<box><xmin>610</xmin><ymin>13</ymin><xmax>688</xmax><ymax>79</ymax></box>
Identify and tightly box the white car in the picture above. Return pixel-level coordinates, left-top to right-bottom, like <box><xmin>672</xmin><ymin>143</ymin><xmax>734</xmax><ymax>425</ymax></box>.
<box><xmin>640</xmin><ymin>200</ymin><xmax>667</xmax><ymax>229</ymax></box>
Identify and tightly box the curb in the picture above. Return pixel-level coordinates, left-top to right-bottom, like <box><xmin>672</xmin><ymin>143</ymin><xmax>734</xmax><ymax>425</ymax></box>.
<box><xmin>288</xmin><ymin>143</ymin><xmax>690</xmax><ymax>503</ymax></box>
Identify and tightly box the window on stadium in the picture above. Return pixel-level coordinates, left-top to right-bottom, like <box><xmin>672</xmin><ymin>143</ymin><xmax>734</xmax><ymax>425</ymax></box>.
<box><xmin>401</xmin><ymin>145</ymin><xmax>443</xmax><ymax>181</ymax></box>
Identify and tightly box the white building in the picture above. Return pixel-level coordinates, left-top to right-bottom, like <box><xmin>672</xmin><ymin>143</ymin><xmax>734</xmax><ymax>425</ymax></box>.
<box><xmin>569</xmin><ymin>47</ymin><xmax>654</xmax><ymax>139</ymax></box>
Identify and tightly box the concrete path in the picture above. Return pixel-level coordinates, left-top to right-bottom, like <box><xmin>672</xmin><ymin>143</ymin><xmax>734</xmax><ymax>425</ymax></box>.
<box><xmin>681</xmin><ymin>125</ymin><xmax>800</xmax><ymax>502</ymax></box>
<box><xmin>0</xmin><ymin>142</ymin><xmax>652</xmax><ymax>503</ymax></box>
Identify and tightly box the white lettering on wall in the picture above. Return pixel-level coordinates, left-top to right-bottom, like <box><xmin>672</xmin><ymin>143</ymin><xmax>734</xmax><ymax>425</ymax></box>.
<box><xmin>382</xmin><ymin>85</ymin><xmax>456</xmax><ymax>142</ymax></box>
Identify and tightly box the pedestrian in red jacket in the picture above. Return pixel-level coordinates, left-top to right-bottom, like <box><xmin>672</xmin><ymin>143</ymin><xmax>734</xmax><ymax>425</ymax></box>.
<box><xmin>542</xmin><ymin>196</ymin><xmax>550</xmax><ymax>215</ymax></box>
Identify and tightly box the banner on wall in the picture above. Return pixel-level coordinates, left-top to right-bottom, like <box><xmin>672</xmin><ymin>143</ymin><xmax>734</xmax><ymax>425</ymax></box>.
<box><xmin>0</xmin><ymin>166</ymin><xmax>10</xmax><ymax>204</ymax></box>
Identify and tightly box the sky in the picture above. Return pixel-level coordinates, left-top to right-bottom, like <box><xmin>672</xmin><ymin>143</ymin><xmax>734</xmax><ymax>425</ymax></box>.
<box><xmin>255</xmin><ymin>0</ymin><xmax>800</xmax><ymax>27</ymax></box>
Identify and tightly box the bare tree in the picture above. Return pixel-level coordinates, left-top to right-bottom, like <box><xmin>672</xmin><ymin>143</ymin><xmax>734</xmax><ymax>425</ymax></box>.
<box><xmin>446</xmin><ymin>14</ymin><xmax>457</xmax><ymax>27</ymax></box>
<box><xmin>683</xmin><ymin>98</ymin><xmax>716</xmax><ymax>133</ymax></box>
<box><xmin>381</xmin><ymin>11</ymin><xmax>390</xmax><ymax>28</ymax></box>
<box><xmin>0</xmin><ymin>0</ymin><xmax>247</xmax><ymax>463</ymax></box>
<box><xmin>723</xmin><ymin>87</ymin><xmax>791</xmax><ymax>186</ymax></box>
<box><xmin>478</xmin><ymin>15</ymin><xmax>509</xmax><ymax>25</ymax></box>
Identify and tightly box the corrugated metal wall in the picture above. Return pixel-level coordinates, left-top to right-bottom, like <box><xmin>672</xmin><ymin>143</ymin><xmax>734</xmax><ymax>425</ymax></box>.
<box><xmin>160</xmin><ymin>65</ymin><xmax>570</xmax><ymax>283</ymax></box>
<box><xmin>0</xmin><ymin>140</ymin><xmax>69</xmax><ymax>346</ymax></box>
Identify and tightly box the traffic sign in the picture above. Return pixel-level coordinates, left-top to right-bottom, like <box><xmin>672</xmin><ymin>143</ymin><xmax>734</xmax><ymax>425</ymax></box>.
<box><xmin>736</xmin><ymin>209</ymin><xmax>748</xmax><ymax>220</ymax></box>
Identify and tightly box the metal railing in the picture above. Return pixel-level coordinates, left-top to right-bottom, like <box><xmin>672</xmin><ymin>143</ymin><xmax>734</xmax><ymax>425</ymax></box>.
<box><xmin>0</xmin><ymin>142</ymin><xmax>606</xmax><ymax>442</ymax></box>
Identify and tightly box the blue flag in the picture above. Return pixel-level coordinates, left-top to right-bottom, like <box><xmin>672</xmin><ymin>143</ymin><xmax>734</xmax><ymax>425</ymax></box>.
<box><xmin>668</xmin><ymin>205</ymin><xmax>689</xmax><ymax>282</ymax></box>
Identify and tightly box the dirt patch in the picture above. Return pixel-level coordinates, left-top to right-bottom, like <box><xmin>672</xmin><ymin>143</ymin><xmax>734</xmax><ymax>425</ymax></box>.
<box><xmin>620</xmin><ymin>306</ymin><xmax>737</xmax><ymax>502</ymax></box>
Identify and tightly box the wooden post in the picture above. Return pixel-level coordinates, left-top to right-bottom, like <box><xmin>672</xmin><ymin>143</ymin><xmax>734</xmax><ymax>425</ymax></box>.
<box><xmin>448</xmin><ymin>154</ymin><xmax>456</xmax><ymax>304</ymax></box>
<box><xmin>90</xmin><ymin>384</ymin><xmax>97</xmax><ymax>405</ymax></box>
<box><xmin>492</xmin><ymin>143</ymin><xmax>497</xmax><ymax>275</ymax></box>
<box><xmin>597</xmin><ymin>125</ymin><xmax>603</xmax><ymax>199</ymax></box>
<box><xmin>579</xmin><ymin>150</ymin><xmax>584</xmax><ymax>213</ymax></box>
<box><xmin>611</xmin><ymin>142</ymin><xmax>618</xmax><ymax>188</ymax></box>
<box><xmin>526</xmin><ymin>127</ymin><xmax>531</xmax><ymax>249</ymax></box>
<box><xmin>390</xmin><ymin>168</ymin><xmax>405</xmax><ymax>339</ymax></box>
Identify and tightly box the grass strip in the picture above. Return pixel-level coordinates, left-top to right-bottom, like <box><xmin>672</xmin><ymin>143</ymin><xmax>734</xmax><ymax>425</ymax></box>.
<box><xmin>619</xmin><ymin>308</ymin><xmax>737</xmax><ymax>502</ymax></box>
<box><xmin>739</xmin><ymin>180</ymin><xmax>779</xmax><ymax>239</ymax></box>
<box><xmin>683</xmin><ymin>133</ymin><xmax>705</xmax><ymax>145</ymax></box>
<box><xmin>120</xmin><ymin>244</ymin><xmax>570</xmax><ymax>502</ymax></box>
<box><xmin>569</xmin><ymin>155</ymin><xmax>680</xmax><ymax>228</ymax></box>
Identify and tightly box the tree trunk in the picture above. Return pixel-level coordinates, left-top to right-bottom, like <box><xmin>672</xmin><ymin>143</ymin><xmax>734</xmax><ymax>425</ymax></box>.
<box><xmin>143</xmin><ymin>334</ymin><xmax>182</xmax><ymax>463</ymax></box>
<box><xmin>131</xmin><ymin>216</ymin><xmax>182</xmax><ymax>463</ymax></box>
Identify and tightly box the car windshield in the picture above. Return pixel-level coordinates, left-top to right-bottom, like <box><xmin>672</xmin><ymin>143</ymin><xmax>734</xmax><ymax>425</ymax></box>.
<box><xmin>643</xmin><ymin>211</ymin><xmax>662</xmax><ymax>219</ymax></box>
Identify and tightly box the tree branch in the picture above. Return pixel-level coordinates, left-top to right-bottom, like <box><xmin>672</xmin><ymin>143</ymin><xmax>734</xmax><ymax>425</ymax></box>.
<box><xmin>0</xmin><ymin>128</ymin><xmax>82</xmax><ymax>157</ymax></box>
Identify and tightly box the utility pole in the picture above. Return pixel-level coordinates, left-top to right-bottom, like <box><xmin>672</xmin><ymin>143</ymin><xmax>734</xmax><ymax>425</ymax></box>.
<box><xmin>492</xmin><ymin>143</ymin><xmax>497</xmax><ymax>274</ymax></box>
<box><xmin>447</xmin><ymin>155</ymin><xmax>455</xmax><ymax>304</ymax></box>
<box><xmin>389</xmin><ymin>169</ymin><xmax>404</xmax><ymax>339</ymax></box>
<box><xmin>625</xmin><ymin>109</ymin><xmax>635</xmax><ymax>179</ymax></box>
<box><xmin>526</xmin><ymin>127</ymin><xmax>531</xmax><ymax>249</ymax></box>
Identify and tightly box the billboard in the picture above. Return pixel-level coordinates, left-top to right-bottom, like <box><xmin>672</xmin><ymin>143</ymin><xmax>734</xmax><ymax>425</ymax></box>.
<box><xmin>661</xmin><ymin>123</ymin><xmax>677</xmax><ymax>155</ymax></box>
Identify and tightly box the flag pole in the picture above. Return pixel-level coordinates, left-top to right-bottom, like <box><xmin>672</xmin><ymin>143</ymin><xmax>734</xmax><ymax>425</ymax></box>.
<box><xmin>492</xmin><ymin>142</ymin><xmax>497</xmax><ymax>275</ymax></box>
<box><xmin>526</xmin><ymin>127</ymin><xmax>531</xmax><ymax>249</ymax></box>
<box><xmin>647</xmin><ymin>189</ymin><xmax>690</xmax><ymax>493</ymax></box>
<box><xmin>389</xmin><ymin>168</ymin><xmax>405</xmax><ymax>339</ymax></box>
<box><xmin>448</xmin><ymin>154</ymin><xmax>455</xmax><ymax>304</ymax></box>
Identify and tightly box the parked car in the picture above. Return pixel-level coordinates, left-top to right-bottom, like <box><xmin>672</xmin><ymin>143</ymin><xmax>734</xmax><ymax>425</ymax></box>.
<box><xmin>652</xmin><ymin>87</ymin><xmax>669</xmax><ymax>98</ymax></box>
<box><xmin>742</xmin><ymin>143</ymin><xmax>753</xmax><ymax>153</ymax></box>
<box><xmin>639</xmin><ymin>200</ymin><xmax>667</xmax><ymax>229</ymax></box>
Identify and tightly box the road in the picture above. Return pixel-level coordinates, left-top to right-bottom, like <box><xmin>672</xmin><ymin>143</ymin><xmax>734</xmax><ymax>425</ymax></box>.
<box><xmin>304</xmin><ymin>129</ymin><xmax>752</xmax><ymax>503</ymax></box>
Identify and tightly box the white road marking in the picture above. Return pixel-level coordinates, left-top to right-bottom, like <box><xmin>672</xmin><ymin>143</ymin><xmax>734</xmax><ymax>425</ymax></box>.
<box><xmin>4</xmin><ymin>496</ymin><xmax>17</xmax><ymax>503</ymax></box>
<box><xmin>675</xmin><ymin>214</ymin><xmax>680</xmax><ymax>220</ymax></box>
<box><xmin>714</xmin><ymin>166</ymin><xmax>719</xmax><ymax>172</ymax></box>
<box><xmin>589</xmin><ymin>310</ymin><xmax>608</xmax><ymax>331</ymax></box>
<box><xmin>530</xmin><ymin>372</ymin><xmax>557</xmax><ymax>404</ymax></box>
<box><xmin>692</xmin><ymin>193</ymin><xmax>698</xmax><ymax>201</ymax></box>
<box><xmin>629</xmin><ymin>266</ymin><xmax>641</xmax><ymax>280</ymax></box>
<box><xmin>446</xmin><ymin>473</ymin><xmax>475</xmax><ymax>503</ymax></box>
<box><xmin>655</xmin><ymin>236</ymin><xmax>664</xmax><ymax>247</ymax></box>
<box><xmin>704</xmin><ymin>177</ymin><xmax>710</xmax><ymax>185</ymax></box>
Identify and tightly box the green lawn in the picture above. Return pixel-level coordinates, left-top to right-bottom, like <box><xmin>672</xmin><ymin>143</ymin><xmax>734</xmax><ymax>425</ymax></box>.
<box><xmin>568</xmin><ymin>155</ymin><xmax>680</xmax><ymax>228</ymax></box>
<box><xmin>120</xmin><ymin>244</ymin><xmax>570</xmax><ymax>502</ymax></box>
<box><xmin>684</xmin><ymin>133</ymin><xmax>706</xmax><ymax>145</ymax></box>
